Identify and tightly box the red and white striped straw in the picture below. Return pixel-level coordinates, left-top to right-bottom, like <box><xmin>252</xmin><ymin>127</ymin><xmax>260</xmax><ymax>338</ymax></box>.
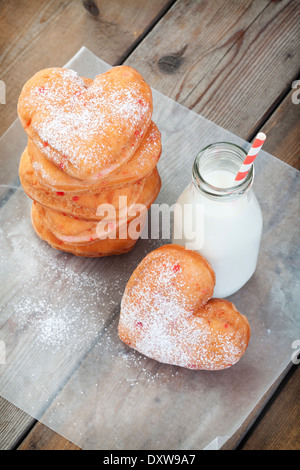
<box><xmin>235</xmin><ymin>132</ymin><xmax>266</xmax><ymax>181</ymax></box>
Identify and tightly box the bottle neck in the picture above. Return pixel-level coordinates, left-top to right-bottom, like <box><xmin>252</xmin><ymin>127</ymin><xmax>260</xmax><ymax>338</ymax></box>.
<box><xmin>192</xmin><ymin>142</ymin><xmax>254</xmax><ymax>201</ymax></box>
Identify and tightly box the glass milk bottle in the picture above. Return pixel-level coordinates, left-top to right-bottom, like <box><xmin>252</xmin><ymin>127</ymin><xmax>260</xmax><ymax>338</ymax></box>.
<box><xmin>173</xmin><ymin>142</ymin><xmax>263</xmax><ymax>298</ymax></box>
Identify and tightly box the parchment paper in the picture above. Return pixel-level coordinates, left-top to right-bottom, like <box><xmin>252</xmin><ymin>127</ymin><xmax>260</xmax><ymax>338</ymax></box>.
<box><xmin>0</xmin><ymin>47</ymin><xmax>299</xmax><ymax>450</ymax></box>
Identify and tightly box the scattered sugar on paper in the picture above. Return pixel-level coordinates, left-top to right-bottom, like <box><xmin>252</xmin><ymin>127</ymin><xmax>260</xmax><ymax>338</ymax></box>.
<box><xmin>0</xmin><ymin>213</ymin><xmax>124</xmax><ymax>353</ymax></box>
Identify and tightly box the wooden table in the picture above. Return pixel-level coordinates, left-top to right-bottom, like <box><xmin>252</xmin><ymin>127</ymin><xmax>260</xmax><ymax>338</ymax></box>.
<box><xmin>0</xmin><ymin>0</ymin><xmax>299</xmax><ymax>450</ymax></box>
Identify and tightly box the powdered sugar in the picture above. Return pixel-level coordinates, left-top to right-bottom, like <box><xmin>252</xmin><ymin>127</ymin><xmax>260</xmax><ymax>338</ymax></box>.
<box><xmin>119</xmin><ymin>248</ymin><xmax>247</xmax><ymax>370</ymax></box>
<box><xmin>14</xmin><ymin>296</ymin><xmax>101</xmax><ymax>349</ymax></box>
<box><xmin>20</xmin><ymin>67</ymin><xmax>152</xmax><ymax>180</ymax></box>
<box><xmin>120</xmin><ymin>256</ymin><xmax>196</xmax><ymax>367</ymax></box>
<box><xmin>0</xmin><ymin>197</ymin><xmax>123</xmax><ymax>353</ymax></box>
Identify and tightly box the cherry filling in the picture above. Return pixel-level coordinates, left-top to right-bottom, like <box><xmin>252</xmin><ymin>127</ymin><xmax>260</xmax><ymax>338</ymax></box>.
<box><xmin>172</xmin><ymin>263</ymin><xmax>181</xmax><ymax>273</ymax></box>
<box><xmin>24</xmin><ymin>118</ymin><xmax>31</xmax><ymax>129</ymax></box>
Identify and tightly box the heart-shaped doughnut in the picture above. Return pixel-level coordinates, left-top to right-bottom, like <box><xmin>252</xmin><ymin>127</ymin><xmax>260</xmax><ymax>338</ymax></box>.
<box><xmin>18</xmin><ymin>66</ymin><xmax>153</xmax><ymax>181</ymax></box>
<box><xmin>31</xmin><ymin>203</ymin><xmax>139</xmax><ymax>257</ymax></box>
<box><xmin>19</xmin><ymin>146</ymin><xmax>147</xmax><ymax>221</ymax></box>
<box><xmin>31</xmin><ymin>167</ymin><xmax>161</xmax><ymax>245</ymax></box>
<box><xmin>118</xmin><ymin>244</ymin><xmax>251</xmax><ymax>370</ymax></box>
<box><xmin>27</xmin><ymin>122</ymin><xmax>161</xmax><ymax>192</ymax></box>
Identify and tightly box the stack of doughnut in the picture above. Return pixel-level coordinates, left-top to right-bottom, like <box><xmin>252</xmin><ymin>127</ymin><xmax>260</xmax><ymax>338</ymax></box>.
<box><xmin>18</xmin><ymin>66</ymin><xmax>161</xmax><ymax>257</ymax></box>
<box><xmin>118</xmin><ymin>244</ymin><xmax>251</xmax><ymax>370</ymax></box>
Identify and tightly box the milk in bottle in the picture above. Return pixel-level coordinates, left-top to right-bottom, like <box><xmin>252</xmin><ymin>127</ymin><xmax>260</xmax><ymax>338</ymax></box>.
<box><xmin>173</xmin><ymin>142</ymin><xmax>263</xmax><ymax>298</ymax></box>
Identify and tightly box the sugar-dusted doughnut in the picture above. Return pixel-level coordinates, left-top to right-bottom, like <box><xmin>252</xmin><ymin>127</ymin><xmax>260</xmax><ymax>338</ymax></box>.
<box><xmin>19</xmin><ymin>146</ymin><xmax>146</xmax><ymax>221</ymax></box>
<box><xmin>18</xmin><ymin>66</ymin><xmax>153</xmax><ymax>181</ymax></box>
<box><xmin>118</xmin><ymin>244</ymin><xmax>251</xmax><ymax>370</ymax></box>
<box><xmin>28</xmin><ymin>121</ymin><xmax>161</xmax><ymax>192</ymax></box>
<box><xmin>31</xmin><ymin>167</ymin><xmax>161</xmax><ymax>250</ymax></box>
<box><xmin>31</xmin><ymin>202</ymin><xmax>141</xmax><ymax>257</ymax></box>
<box><xmin>37</xmin><ymin>167</ymin><xmax>160</xmax><ymax>245</ymax></box>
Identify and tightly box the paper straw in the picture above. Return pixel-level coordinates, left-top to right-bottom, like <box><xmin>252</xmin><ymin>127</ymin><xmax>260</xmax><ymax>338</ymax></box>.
<box><xmin>235</xmin><ymin>132</ymin><xmax>266</xmax><ymax>181</ymax></box>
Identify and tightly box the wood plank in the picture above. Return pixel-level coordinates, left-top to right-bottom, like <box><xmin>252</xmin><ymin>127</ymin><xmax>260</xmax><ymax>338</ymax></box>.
<box><xmin>239</xmin><ymin>365</ymin><xmax>300</xmax><ymax>450</ymax></box>
<box><xmin>259</xmin><ymin>89</ymin><xmax>300</xmax><ymax>170</ymax></box>
<box><xmin>126</xmin><ymin>0</ymin><xmax>300</xmax><ymax>140</ymax></box>
<box><xmin>17</xmin><ymin>421</ymin><xmax>80</xmax><ymax>450</ymax></box>
<box><xmin>0</xmin><ymin>398</ymin><xmax>34</xmax><ymax>450</ymax></box>
<box><xmin>0</xmin><ymin>0</ymin><xmax>175</xmax><ymax>136</ymax></box>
